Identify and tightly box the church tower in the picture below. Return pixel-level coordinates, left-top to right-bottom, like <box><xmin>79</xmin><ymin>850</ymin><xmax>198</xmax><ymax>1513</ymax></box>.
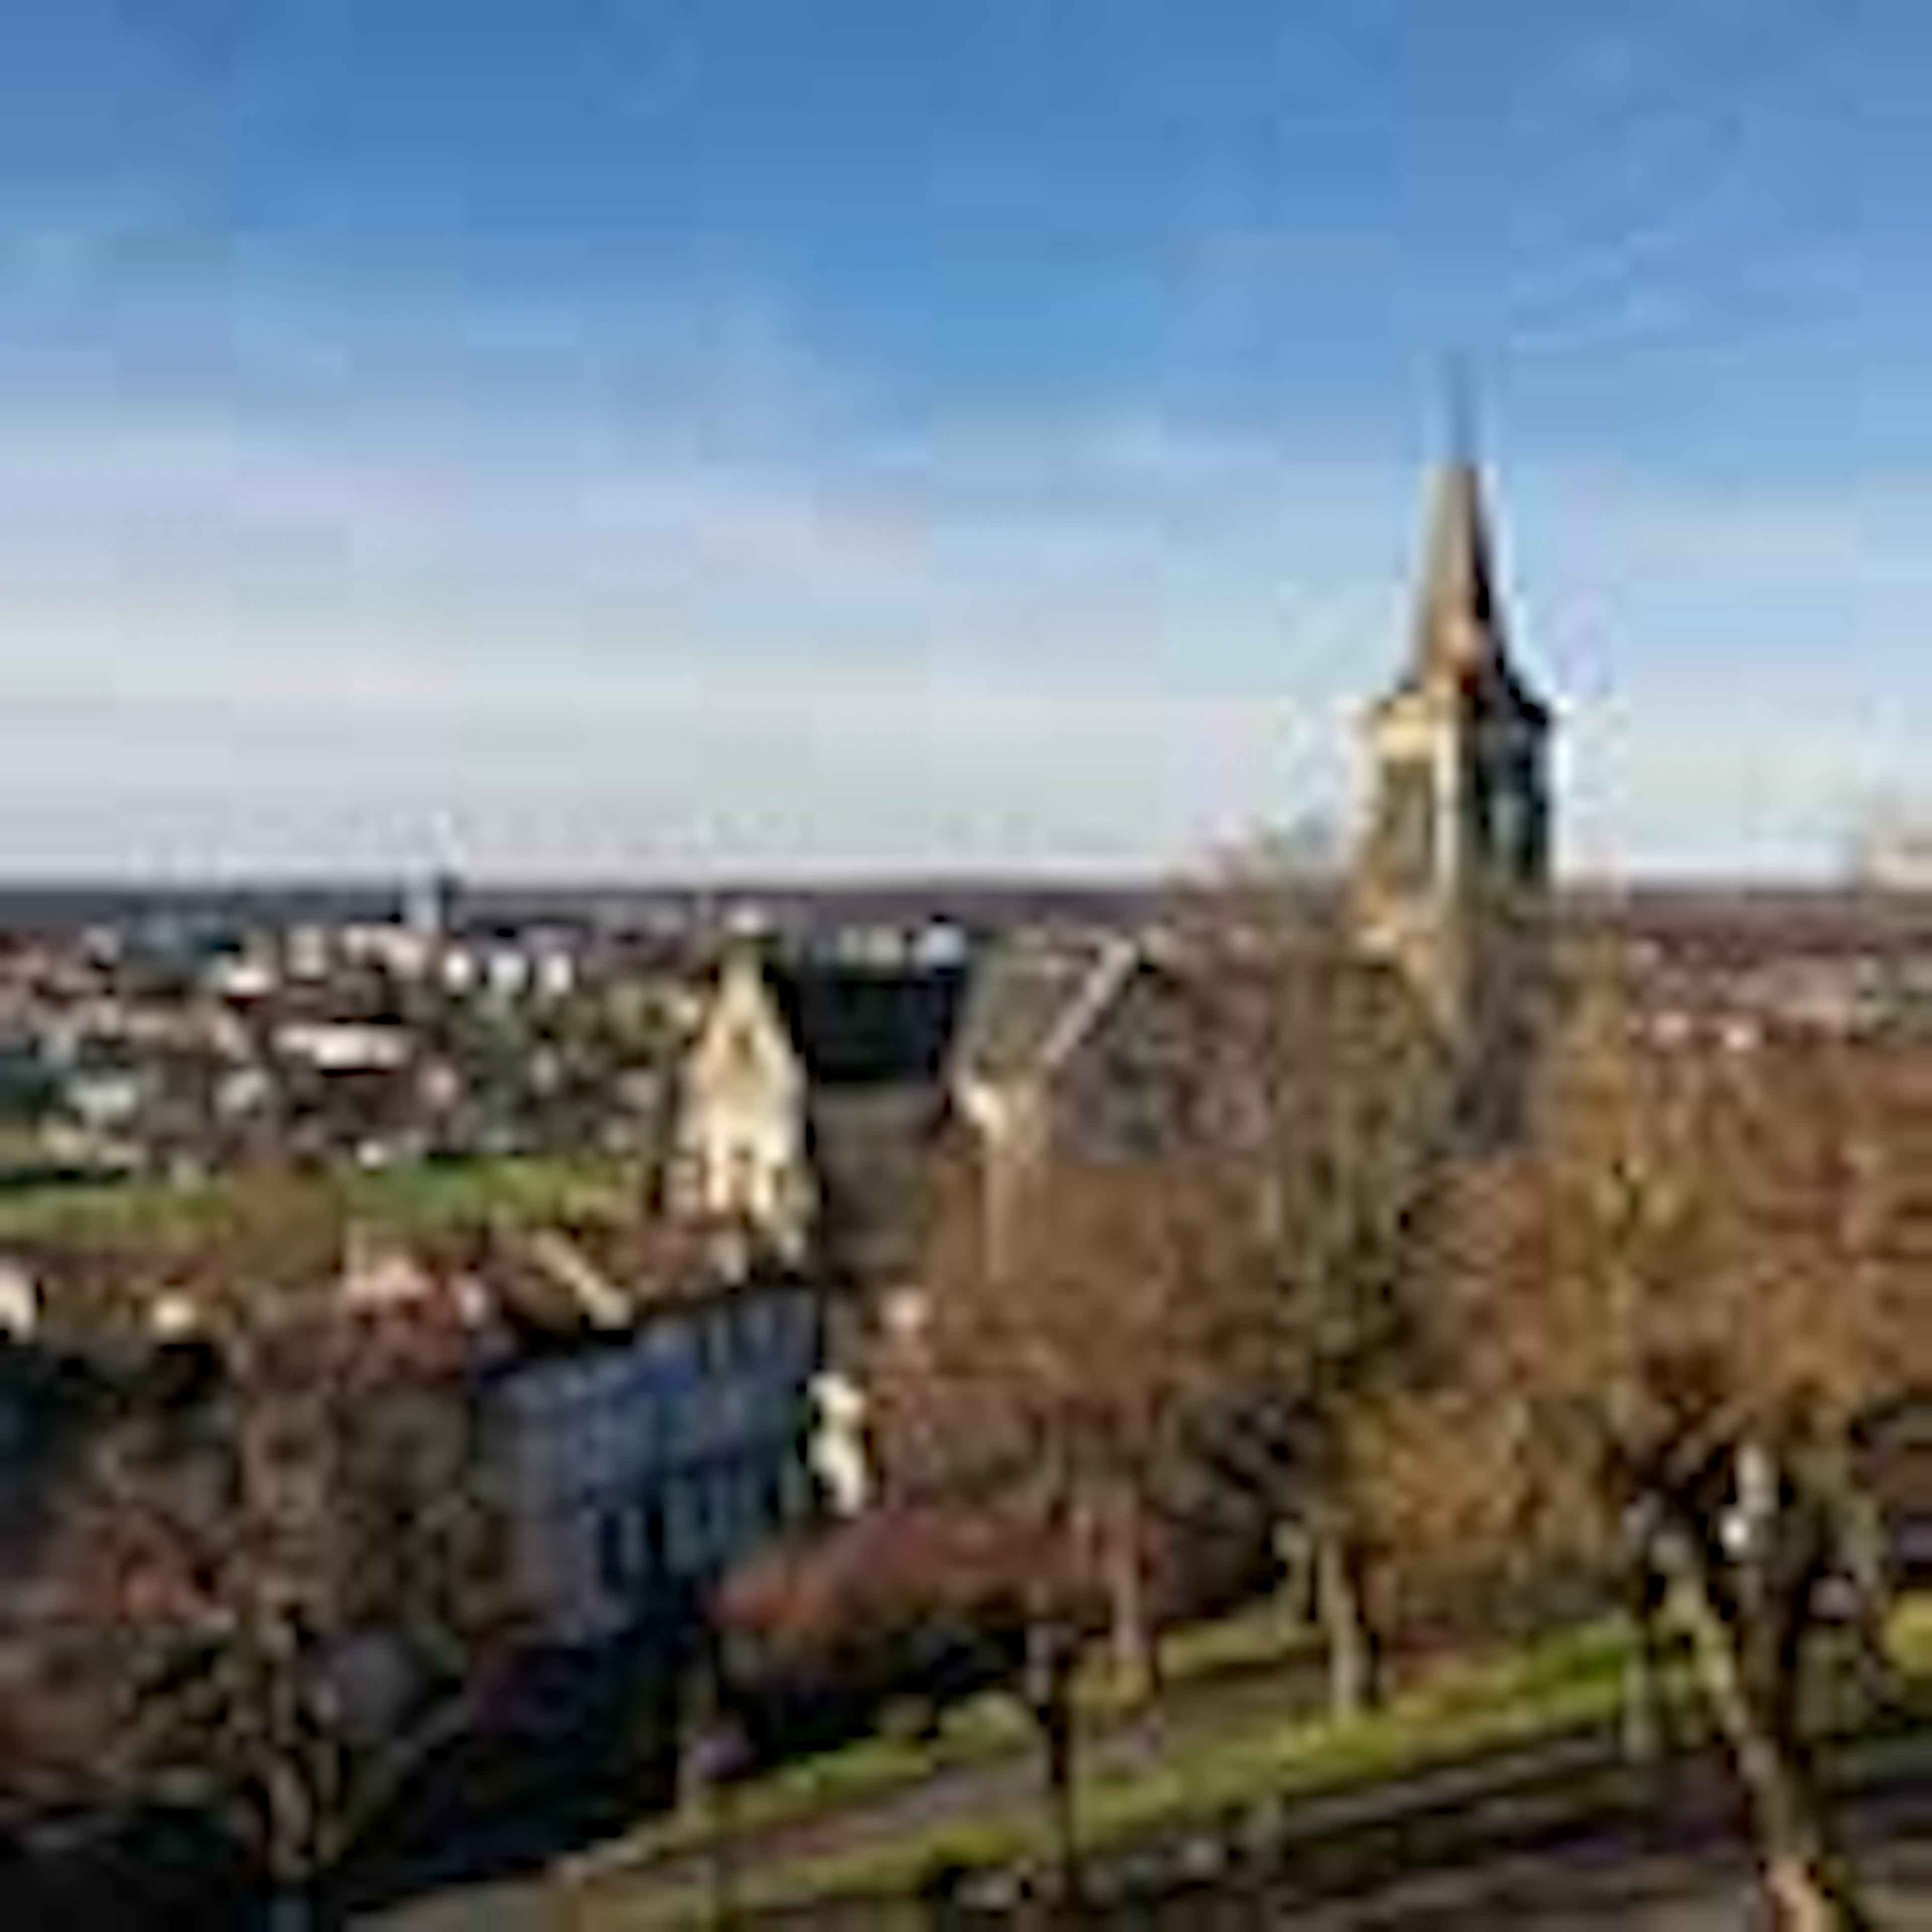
<box><xmin>1355</xmin><ymin>441</ymin><xmax>1553</xmax><ymax>1111</ymax></box>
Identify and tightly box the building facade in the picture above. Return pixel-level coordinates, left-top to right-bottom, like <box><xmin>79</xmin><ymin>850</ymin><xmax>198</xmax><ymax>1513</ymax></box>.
<box><xmin>488</xmin><ymin>1267</ymin><xmax>827</xmax><ymax>1651</ymax></box>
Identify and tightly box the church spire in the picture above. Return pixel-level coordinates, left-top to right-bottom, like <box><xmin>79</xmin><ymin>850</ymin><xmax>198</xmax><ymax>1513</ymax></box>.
<box><xmin>1355</xmin><ymin>421</ymin><xmax>1556</xmax><ymax>1094</ymax></box>
<box><xmin>1393</xmin><ymin>409</ymin><xmax>1548</xmax><ymax>730</ymax></box>
<box><xmin>1411</xmin><ymin>440</ymin><xmax>1503</xmax><ymax>681</ymax></box>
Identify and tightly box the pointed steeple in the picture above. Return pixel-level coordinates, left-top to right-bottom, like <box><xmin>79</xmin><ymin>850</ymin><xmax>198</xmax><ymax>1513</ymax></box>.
<box><xmin>1390</xmin><ymin>419</ymin><xmax>1547</xmax><ymax>728</ymax></box>
<box><xmin>1412</xmin><ymin>450</ymin><xmax>1503</xmax><ymax>681</ymax></box>
<box><xmin>1356</xmin><ymin>419</ymin><xmax>1557</xmax><ymax>1080</ymax></box>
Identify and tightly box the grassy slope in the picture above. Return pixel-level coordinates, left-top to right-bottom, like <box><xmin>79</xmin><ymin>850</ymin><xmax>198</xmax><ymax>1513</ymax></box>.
<box><xmin>572</xmin><ymin>1598</ymin><xmax>1321</xmax><ymax>1877</ymax></box>
<box><xmin>566</xmin><ymin>1597</ymin><xmax>1932</xmax><ymax>1927</ymax></box>
<box><xmin>0</xmin><ymin>1154</ymin><xmax>635</xmax><ymax>1243</ymax></box>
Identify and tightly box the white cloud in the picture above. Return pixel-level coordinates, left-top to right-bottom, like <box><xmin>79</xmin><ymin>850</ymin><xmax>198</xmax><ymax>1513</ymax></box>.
<box><xmin>0</xmin><ymin>381</ymin><xmax>1920</xmax><ymax>878</ymax></box>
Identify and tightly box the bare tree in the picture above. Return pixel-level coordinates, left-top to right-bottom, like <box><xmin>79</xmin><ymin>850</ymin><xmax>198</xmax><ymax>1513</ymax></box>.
<box><xmin>874</xmin><ymin>853</ymin><xmax>1457</xmax><ymax>1726</ymax></box>
<box><xmin>888</xmin><ymin>1143</ymin><xmax>1242</xmax><ymax>1703</ymax></box>
<box><xmin>1417</xmin><ymin>953</ymin><xmax>1929</xmax><ymax>1930</ymax></box>
<box><xmin>1168</xmin><ymin>857</ymin><xmax>1458</xmax><ymax>1716</ymax></box>
<box><xmin>720</xmin><ymin>1496</ymin><xmax>1087</xmax><ymax>1911</ymax></box>
<box><xmin>8</xmin><ymin>1175</ymin><xmax>513</xmax><ymax>1919</ymax></box>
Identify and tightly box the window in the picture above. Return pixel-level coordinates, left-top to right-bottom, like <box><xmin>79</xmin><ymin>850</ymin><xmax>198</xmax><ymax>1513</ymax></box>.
<box><xmin>663</xmin><ymin>1480</ymin><xmax>699</xmax><ymax>1574</ymax></box>
<box><xmin>779</xmin><ymin>1456</ymin><xmax>817</xmax><ymax>1523</ymax></box>
<box><xmin>691</xmin><ymin>1467</ymin><xmax>722</xmax><ymax>1565</ymax></box>
<box><xmin>705</xmin><ymin>1466</ymin><xmax>735</xmax><ymax>1556</ymax></box>
<box><xmin>727</xmin><ymin>1023</ymin><xmax>761</xmax><ymax>1077</ymax></box>
<box><xmin>642</xmin><ymin>1495</ymin><xmax>667</xmax><ymax>1570</ymax></box>
<box><xmin>709</xmin><ymin>1303</ymin><xmax>737</xmax><ymax>1373</ymax></box>
<box><xmin>1375</xmin><ymin>760</ymin><xmax>1436</xmax><ymax>892</ymax></box>
<box><xmin>644</xmin><ymin>1319</ymin><xmax>689</xmax><ymax>1369</ymax></box>
<box><xmin>1476</xmin><ymin>751</ymin><xmax>1541</xmax><ymax>879</ymax></box>
<box><xmin>670</xmin><ymin>1148</ymin><xmax>705</xmax><ymax>1213</ymax></box>
<box><xmin>718</xmin><ymin>1460</ymin><xmax>769</xmax><ymax>1552</ymax></box>
<box><xmin>595</xmin><ymin>1507</ymin><xmax>638</xmax><ymax>1594</ymax></box>
<box><xmin>766</xmin><ymin>1290</ymin><xmax>812</xmax><ymax>1359</ymax></box>
<box><xmin>739</xmin><ymin>1461</ymin><xmax>767</xmax><ymax>1542</ymax></box>
<box><xmin>598</xmin><ymin>1498</ymin><xmax>670</xmax><ymax>1596</ymax></box>
<box><xmin>739</xmin><ymin>1293</ymin><xmax>771</xmax><ymax>1359</ymax></box>
<box><xmin>727</xmin><ymin>1142</ymin><xmax>758</xmax><ymax>1214</ymax></box>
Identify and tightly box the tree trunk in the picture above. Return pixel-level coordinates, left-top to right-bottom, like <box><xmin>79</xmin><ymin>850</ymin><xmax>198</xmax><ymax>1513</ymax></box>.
<box><xmin>1313</xmin><ymin>1528</ymin><xmax>1377</xmax><ymax>1721</ymax></box>
<box><xmin>268</xmin><ymin>1893</ymin><xmax>318</xmax><ymax>1932</ymax></box>
<box><xmin>1024</xmin><ymin>1623</ymin><xmax>1081</xmax><ymax>1923</ymax></box>
<box><xmin>707</xmin><ymin>1772</ymin><xmax>737</xmax><ymax>1932</ymax></box>
<box><xmin>260</xmin><ymin>1633</ymin><xmax>325</xmax><ymax>1920</ymax></box>
<box><xmin>1619</xmin><ymin>1568</ymin><xmax>1673</xmax><ymax>1769</ymax></box>
<box><xmin>1619</xmin><ymin>1632</ymin><xmax>1661</xmax><ymax>1767</ymax></box>
<box><xmin>260</xmin><ymin>1751</ymin><xmax>323</xmax><ymax>1929</ymax></box>
<box><xmin>1658</xmin><ymin>1535</ymin><xmax>1868</xmax><ymax>1931</ymax></box>
<box><xmin>1104</xmin><ymin>1487</ymin><xmax>1158</xmax><ymax>1706</ymax></box>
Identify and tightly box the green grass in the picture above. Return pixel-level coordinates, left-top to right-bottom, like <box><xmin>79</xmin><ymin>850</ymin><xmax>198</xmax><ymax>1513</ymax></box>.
<box><xmin>343</xmin><ymin>1153</ymin><xmax>636</xmax><ymax>1229</ymax></box>
<box><xmin>573</xmin><ymin>1598</ymin><xmax>1322</xmax><ymax>1883</ymax></box>
<box><xmin>1146</xmin><ymin>1595</ymin><xmax>1321</xmax><ymax>1687</ymax></box>
<box><xmin>703</xmin><ymin>1622</ymin><xmax>1641</xmax><ymax>1920</ymax></box>
<box><xmin>1068</xmin><ymin>1618</ymin><xmax>1638</xmax><ymax>1848</ymax></box>
<box><xmin>565</xmin><ymin>1616</ymin><xmax>1633</xmax><ymax>1925</ymax></box>
<box><xmin>1890</xmin><ymin>1592</ymin><xmax>1932</xmax><ymax>1673</ymax></box>
<box><xmin>690</xmin><ymin>1697</ymin><xmax>1033</xmax><ymax>1853</ymax></box>
<box><xmin>567</xmin><ymin>1596</ymin><xmax>1932</xmax><ymax>1928</ymax></box>
<box><xmin>0</xmin><ymin>1153</ymin><xmax>636</xmax><ymax>1244</ymax></box>
<box><xmin>0</xmin><ymin>1121</ymin><xmax>78</xmax><ymax>1174</ymax></box>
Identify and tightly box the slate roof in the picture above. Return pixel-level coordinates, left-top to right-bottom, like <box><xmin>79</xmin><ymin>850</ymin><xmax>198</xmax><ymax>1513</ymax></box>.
<box><xmin>948</xmin><ymin>930</ymin><xmax>1130</xmax><ymax>1087</ymax></box>
<box><xmin>675</xmin><ymin>957</ymin><xmax>973</xmax><ymax>1287</ymax></box>
<box><xmin>767</xmin><ymin>962</ymin><xmax>969</xmax><ymax>1089</ymax></box>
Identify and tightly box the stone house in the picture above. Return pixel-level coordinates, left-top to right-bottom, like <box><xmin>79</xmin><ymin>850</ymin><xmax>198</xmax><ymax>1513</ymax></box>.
<box><xmin>668</xmin><ymin>946</ymin><xmax>968</xmax><ymax>1293</ymax></box>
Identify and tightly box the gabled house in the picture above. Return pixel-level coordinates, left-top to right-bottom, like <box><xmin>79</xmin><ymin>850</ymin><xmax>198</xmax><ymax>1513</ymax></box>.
<box><xmin>669</xmin><ymin>946</ymin><xmax>968</xmax><ymax>1293</ymax></box>
<box><xmin>770</xmin><ymin>956</ymin><xmax>966</xmax><ymax>1293</ymax></box>
<box><xmin>669</xmin><ymin>948</ymin><xmax>814</xmax><ymax>1255</ymax></box>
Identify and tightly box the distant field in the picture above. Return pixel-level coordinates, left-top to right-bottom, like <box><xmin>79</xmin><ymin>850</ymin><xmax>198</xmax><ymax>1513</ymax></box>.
<box><xmin>0</xmin><ymin>1153</ymin><xmax>639</xmax><ymax>1244</ymax></box>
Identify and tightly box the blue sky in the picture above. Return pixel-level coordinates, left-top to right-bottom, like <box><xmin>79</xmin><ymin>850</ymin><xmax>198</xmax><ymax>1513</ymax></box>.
<box><xmin>0</xmin><ymin>0</ymin><xmax>1922</xmax><ymax>877</ymax></box>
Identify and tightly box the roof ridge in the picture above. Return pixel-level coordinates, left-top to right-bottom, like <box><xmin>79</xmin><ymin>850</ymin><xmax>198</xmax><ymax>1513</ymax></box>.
<box><xmin>1035</xmin><ymin>933</ymin><xmax>1141</xmax><ymax>1079</ymax></box>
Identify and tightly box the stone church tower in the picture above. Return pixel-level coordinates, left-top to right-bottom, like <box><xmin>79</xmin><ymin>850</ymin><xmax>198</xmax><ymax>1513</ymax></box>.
<box><xmin>1355</xmin><ymin>445</ymin><xmax>1553</xmax><ymax>1122</ymax></box>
